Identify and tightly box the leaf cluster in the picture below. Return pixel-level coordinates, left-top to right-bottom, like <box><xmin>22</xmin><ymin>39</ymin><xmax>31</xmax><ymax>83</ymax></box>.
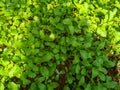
<box><xmin>0</xmin><ymin>0</ymin><xmax>120</xmax><ymax>90</ymax></box>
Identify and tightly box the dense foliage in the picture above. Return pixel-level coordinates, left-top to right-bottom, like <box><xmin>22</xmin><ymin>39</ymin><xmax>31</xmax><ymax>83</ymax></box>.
<box><xmin>0</xmin><ymin>0</ymin><xmax>120</xmax><ymax>90</ymax></box>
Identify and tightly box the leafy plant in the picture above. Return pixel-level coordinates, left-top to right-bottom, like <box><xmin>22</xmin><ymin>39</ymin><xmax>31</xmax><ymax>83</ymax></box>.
<box><xmin>0</xmin><ymin>0</ymin><xmax>120</xmax><ymax>90</ymax></box>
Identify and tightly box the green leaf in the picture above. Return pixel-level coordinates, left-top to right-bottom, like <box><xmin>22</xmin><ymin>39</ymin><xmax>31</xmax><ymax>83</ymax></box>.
<box><xmin>29</xmin><ymin>82</ymin><xmax>37</xmax><ymax>90</ymax></box>
<box><xmin>40</xmin><ymin>67</ymin><xmax>49</xmax><ymax>78</ymax></box>
<box><xmin>73</xmin><ymin>55</ymin><xmax>79</xmax><ymax>64</ymax></box>
<box><xmin>38</xmin><ymin>84</ymin><xmax>46</xmax><ymax>90</ymax></box>
<box><xmin>81</xmin><ymin>68</ymin><xmax>87</xmax><ymax>75</ymax></box>
<box><xmin>93</xmin><ymin>57</ymin><xmax>103</xmax><ymax>67</ymax></box>
<box><xmin>108</xmin><ymin>8</ymin><xmax>117</xmax><ymax>21</ymax></box>
<box><xmin>99</xmin><ymin>73</ymin><xmax>105</xmax><ymax>81</ymax></box>
<box><xmin>21</xmin><ymin>76</ymin><xmax>31</xmax><ymax>86</ymax></box>
<box><xmin>0</xmin><ymin>1</ymin><xmax>4</xmax><ymax>7</ymax></box>
<box><xmin>79</xmin><ymin>19</ymin><xmax>90</xmax><ymax>26</ymax></box>
<box><xmin>67</xmin><ymin>75</ymin><xmax>74</xmax><ymax>84</ymax></box>
<box><xmin>0</xmin><ymin>82</ymin><xmax>4</xmax><ymax>90</ymax></box>
<box><xmin>49</xmin><ymin>17</ymin><xmax>56</xmax><ymax>25</ymax></box>
<box><xmin>116</xmin><ymin>40</ymin><xmax>120</xmax><ymax>44</ymax></box>
<box><xmin>48</xmin><ymin>82</ymin><xmax>59</xmax><ymax>90</ymax></box>
<box><xmin>84</xmin><ymin>42</ymin><xmax>92</xmax><ymax>48</ymax></box>
<box><xmin>56</xmin><ymin>23</ymin><xmax>64</xmax><ymax>30</ymax></box>
<box><xmin>54</xmin><ymin>16</ymin><xmax>60</xmax><ymax>23</ymax></box>
<box><xmin>70</xmin><ymin>36</ymin><xmax>78</xmax><ymax>47</ymax></box>
<box><xmin>12</xmin><ymin>56</ymin><xmax>21</xmax><ymax>62</ymax></box>
<box><xmin>85</xmin><ymin>84</ymin><xmax>91</xmax><ymax>90</ymax></box>
<box><xmin>68</xmin><ymin>25</ymin><xmax>74</xmax><ymax>35</ymax></box>
<box><xmin>8</xmin><ymin>65</ymin><xmax>17</xmax><ymax>78</ymax></box>
<box><xmin>92</xmin><ymin>67</ymin><xmax>99</xmax><ymax>78</ymax></box>
<box><xmin>97</xmin><ymin>27</ymin><xmax>107</xmax><ymax>37</ymax></box>
<box><xmin>31</xmin><ymin>64</ymin><xmax>39</xmax><ymax>73</ymax></box>
<box><xmin>13</xmin><ymin>40</ymin><xmax>23</xmax><ymax>48</ymax></box>
<box><xmin>78</xmin><ymin>76</ymin><xmax>85</xmax><ymax>85</ymax></box>
<box><xmin>40</xmin><ymin>30</ymin><xmax>45</xmax><ymax>39</ymax></box>
<box><xmin>34</xmin><ymin>16</ymin><xmax>39</xmax><ymax>22</ymax></box>
<box><xmin>80</xmin><ymin>50</ymin><xmax>88</xmax><ymax>60</ymax></box>
<box><xmin>98</xmin><ymin>67</ymin><xmax>107</xmax><ymax>74</ymax></box>
<box><xmin>75</xmin><ymin>64</ymin><xmax>80</xmax><ymax>74</ymax></box>
<box><xmin>8</xmin><ymin>82</ymin><xmax>19</xmax><ymax>90</ymax></box>
<box><xmin>97</xmin><ymin>41</ymin><xmax>105</xmax><ymax>49</ymax></box>
<box><xmin>32</xmin><ymin>29</ymin><xmax>39</xmax><ymax>36</ymax></box>
<box><xmin>63</xmin><ymin>18</ymin><xmax>72</xmax><ymax>25</ymax></box>
<box><xmin>106</xmin><ymin>76</ymin><xmax>112</xmax><ymax>81</ymax></box>
<box><xmin>27</xmin><ymin>71</ymin><xmax>36</xmax><ymax>78</ymax></box>
<box><xmin>42</xmin><ymin>52</ymin><xmax>53</xmax><ymax>62</ymax></box>
<box><xmin>23</xmin><ymin>48</ymin><xmax>31</xmax><ymax>56</ymax></box>
<box><xmin>96</xmin><ymin>82</ymin><xmax>107</xmax><ymax>90</ymax></box>
<box><xmin>53</xmin><ymin>47</ymin><xmax>59</xmax><ymax>54</ymax></box>
<box><xmin>82</xmin><ymin>60</ymin><xmax>90</xmax><ymax>67</ymax></box>
<box><xmin>105</xmin><ymin>81</ymin><xmax>117</xmax><ymax>89</ymax></box>
<box><xmin>63</xmin><ymin>86</ymin><xmax>70</xmax><ymax>90</ymax></box>
<box><xmin>49</xmin><ymin>33</ymin><xmax>55</xmax><ymax>41</ymax></box>
<box><xmin>105</xmin><ymin>60</ymin><xmax>115</xmax><ymax>68</ymax></box>
<box><xmin>54</xmin><ymin>8</ymin><xmax>61</xmax><ymax>16</ymax></box>
<box><xmin>35</xmin><ymin>77</ymin><xmax>45</xmax><ymax>83</ymax></box>
<box><xmin>49</xmin><ymin>64</ymin><xmax>56</xmax><ymax>76</ymax></box>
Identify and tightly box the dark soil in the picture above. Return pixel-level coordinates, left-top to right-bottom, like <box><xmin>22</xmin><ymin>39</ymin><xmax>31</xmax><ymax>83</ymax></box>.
<box><xmin>107</xmin><ymin>52</ymin><xmax>120</xmax><ymax>85</ymax></box>
<box><xmin>55</xmin><ymin>56</ymin><xmax>74</xmax><ymax>90</ymax></box>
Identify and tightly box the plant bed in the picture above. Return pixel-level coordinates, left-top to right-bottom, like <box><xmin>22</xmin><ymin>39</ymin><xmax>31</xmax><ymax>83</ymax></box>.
<box><xmin>0</xmin><ymin>0</ymin><xmax>120</xmax><ymax>90</ymax></box>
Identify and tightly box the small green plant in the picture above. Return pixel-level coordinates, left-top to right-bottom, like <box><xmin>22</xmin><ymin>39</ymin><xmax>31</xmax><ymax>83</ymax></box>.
<box><xmin>0</xmin><ymin>0</ymin><xmax>120</xmax><ymax>90</ymax></box>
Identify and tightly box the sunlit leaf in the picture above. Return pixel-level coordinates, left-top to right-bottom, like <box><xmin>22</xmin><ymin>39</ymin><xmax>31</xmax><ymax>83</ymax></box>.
<box><xmin>8</xmin><ymin>82</ymin><xmax>19</xmax><ymax>90</ymax></box>
<box><xmin>0</xmin><ymin>82</ymin><xmax>4</xmax><ymax>90</ymax></box>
